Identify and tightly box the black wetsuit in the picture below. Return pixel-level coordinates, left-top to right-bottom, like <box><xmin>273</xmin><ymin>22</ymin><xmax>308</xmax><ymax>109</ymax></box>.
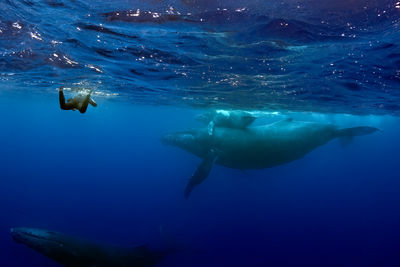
<box><xmin>59</xmin><ymin>89</ymin><xmax>91</xmax><ymax>114</ymax></box>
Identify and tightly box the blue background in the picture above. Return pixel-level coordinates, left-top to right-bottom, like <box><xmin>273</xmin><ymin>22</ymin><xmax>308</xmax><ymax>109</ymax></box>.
<box><xmin>1</xmin><ymin>0</ymin><xmax>400</xmax><ymax>265</ymax></box>
<box><xmin>0</xmin><ymin>92</ymin><xmax>399</xmax><ymax>266</ymax></box>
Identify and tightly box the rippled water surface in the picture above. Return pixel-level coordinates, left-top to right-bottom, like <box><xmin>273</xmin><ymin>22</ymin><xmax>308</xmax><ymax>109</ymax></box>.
<box><xmin>1</xmin><ymin>0</ymin><xmax>399</xmax><ymax>113</ymax></box>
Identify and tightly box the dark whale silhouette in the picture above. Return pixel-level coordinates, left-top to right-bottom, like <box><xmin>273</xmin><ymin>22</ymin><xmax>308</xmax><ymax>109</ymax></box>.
<box><xmin>11</xmin><ymin>227</ymin><xmax>172</xmax><ymax>267</ymax></box>
<box><xmin>162</xmin><ymin>119</ymin><xmax>379</xmax><ymax>198</ymax></box>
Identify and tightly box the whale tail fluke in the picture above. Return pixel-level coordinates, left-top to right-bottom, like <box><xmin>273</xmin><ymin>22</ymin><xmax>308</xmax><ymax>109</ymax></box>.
<box><xmin>337</xmin><ymin>126</ymin><xmax>380</xmax><ymax>146</ymax></box>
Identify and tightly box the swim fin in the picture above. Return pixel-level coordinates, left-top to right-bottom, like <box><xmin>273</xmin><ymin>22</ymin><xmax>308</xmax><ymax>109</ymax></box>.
<box><xmin>89</xmin><ymin>98</ymin><xmax>97</xmax><ymax>107</ymax></box>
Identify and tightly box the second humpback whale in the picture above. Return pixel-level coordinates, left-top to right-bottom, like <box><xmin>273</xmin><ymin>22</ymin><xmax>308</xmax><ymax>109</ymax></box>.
<box><xmin>11</xmin><ymin>227</ymin><xmax>173</xmax><ymax>267</ymax></box>
<box><xmin>162</xmin><ymin>119</ymin><xmax>379</xmax><ymax>198</ymax></box>
<box><xmin>196</xmin><ymin>110</ymin><xmax>257</xmax><ymax>135</ymax></box>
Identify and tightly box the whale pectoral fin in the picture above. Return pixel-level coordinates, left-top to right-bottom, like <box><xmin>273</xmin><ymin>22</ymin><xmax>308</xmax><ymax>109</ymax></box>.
<box><xmin>184</xmin><ymin>151</ymin><xmax>217</xmax><ymax>199</ymax></box>
<box><xmin>207</xmin><ymin>121</ymin><xmax>215</xmax><ymax>135</ymax></box>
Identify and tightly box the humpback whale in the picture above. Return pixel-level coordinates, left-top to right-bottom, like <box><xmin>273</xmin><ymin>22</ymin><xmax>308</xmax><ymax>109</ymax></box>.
<box><xmin>196</xmin><ymin>110</ymin><xmax>256</xmax><ymax>135</ymax></box>
<box><xmin>10</xmin><ymin>227</ymin><xmax>171</xmax><ymax>267</ymax></box>
<box><xmin>162</xmin><ymin>119</ymin><xmax>379</xmax><ymax>198</ymax></box>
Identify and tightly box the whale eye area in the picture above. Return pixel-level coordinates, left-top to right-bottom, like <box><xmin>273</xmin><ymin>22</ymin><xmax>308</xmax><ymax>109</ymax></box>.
<box><xmin>182</xmin><ymin>134</ymin><xmax>194</xmax><ymax>139</ymax></box>
<box><xmin>181</xmin><ymin>134</ymin><xmax>195</xmax><ymax>143</ymax></box>
<box><xmin>17</xmin><ymin>230</ymin><xmax>66</xmax><ymax>247</ymax></box>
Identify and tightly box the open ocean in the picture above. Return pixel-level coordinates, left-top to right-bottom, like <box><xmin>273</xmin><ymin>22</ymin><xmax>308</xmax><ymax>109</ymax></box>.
<box><xmin>1</xmin><ymin>0</ymin><xmax>400</xmax><ymax>266</ymax></box>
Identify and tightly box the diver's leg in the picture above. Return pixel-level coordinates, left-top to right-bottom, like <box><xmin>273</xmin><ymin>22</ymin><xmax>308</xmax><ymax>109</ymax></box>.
<box><xmin>59</xmin><ymin>87</ymin><xmax>76</xmax><ymax>110</ymax></box>
<box><xmin>79</xmin><ymin>93</ymin><xmax>91</xmax><ymax>113</ymax></box>
<box><xmin>59</xmin><ymin>88</ymin><xmax>70</xmax><ymax>110</ymax></box>
<box><xmin>59</xmin><ymin>87</ymin><xmax>66</xmax><ymax>106</ymax></box>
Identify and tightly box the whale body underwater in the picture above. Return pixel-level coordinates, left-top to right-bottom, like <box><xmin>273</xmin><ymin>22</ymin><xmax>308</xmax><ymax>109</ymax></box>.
<box><xmin>10</xmin><ymin>227</ymin><xmax>171</xmax><ymax>267</ymax></box>
<box><xmin>162</xmin><ymin>118</ymin><xmax>379</xmax><ymax>198</ymax></box>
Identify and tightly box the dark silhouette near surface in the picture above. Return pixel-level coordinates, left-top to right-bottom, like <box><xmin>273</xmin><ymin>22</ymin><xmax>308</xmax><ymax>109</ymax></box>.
<box><xmin>59</xmin><ymin>87</ymin><xmax>97</xmax><ymax>114</ymax></box>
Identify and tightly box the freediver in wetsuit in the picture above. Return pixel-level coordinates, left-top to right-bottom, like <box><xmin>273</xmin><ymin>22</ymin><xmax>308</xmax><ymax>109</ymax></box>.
<box><xmin>58</xmin><ymin>87</ymin><xmax>97</xmax><ymax>114</ymax></box>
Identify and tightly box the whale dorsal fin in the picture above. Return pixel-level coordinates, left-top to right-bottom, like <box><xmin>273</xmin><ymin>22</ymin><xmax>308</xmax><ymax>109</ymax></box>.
<box><xmin>184</xmin><ymin>150</ymin><xmax>217</xmax><ymax>199</ymax></box>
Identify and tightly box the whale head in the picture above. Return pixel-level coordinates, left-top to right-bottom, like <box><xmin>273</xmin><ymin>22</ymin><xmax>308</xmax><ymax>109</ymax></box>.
<box><xmin>11</xmin><ymin>227</ymin><xmax>64</xmax><ymax>251</ymax></box>
<box><xmin>10</xmin><ymin>227</ymin><xmax>99</xmax><ymax>265</ymax></box>
<box><xmin>161</xmin><ymin>129</ymin><xmax>211</xmax><ymax>157</ymax></box>
<box><xmin>11</xmin><ymin>227</ymin><xmax>168</xmax><ymax>266</ymax></box>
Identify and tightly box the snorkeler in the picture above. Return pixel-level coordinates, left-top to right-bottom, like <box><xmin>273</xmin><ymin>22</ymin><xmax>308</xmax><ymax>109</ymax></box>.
<box><xmin>58</xmin><ymin>87</ymin><xmax>97</xmax><ymax>114</ymax></box>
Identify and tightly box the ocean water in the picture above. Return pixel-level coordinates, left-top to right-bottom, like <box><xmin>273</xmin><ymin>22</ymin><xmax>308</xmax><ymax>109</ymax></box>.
<box><xmin>1</xmin><ymin>0</ymin><xmax>400</xmax><ymax>266</ymax></box>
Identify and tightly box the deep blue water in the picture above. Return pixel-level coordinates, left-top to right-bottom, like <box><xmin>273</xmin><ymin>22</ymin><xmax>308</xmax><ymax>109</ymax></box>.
<box><xmin>1</xmin><ymin>0</ymin><xmax>400</xmax><ymax>266</ymax></box>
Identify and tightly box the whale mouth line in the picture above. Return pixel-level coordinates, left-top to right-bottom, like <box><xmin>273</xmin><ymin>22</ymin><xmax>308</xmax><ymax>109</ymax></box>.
<box><xmin>20</xmin><ymin>231</ymin><xmax>47</xmax><ymax>241</ymax></box>
<box><xmin>11</xmin><ymin>228</ymin><xmax>64</xmax><ymax>247</ymax></box>
<box><xmin>12</xmin><ymin>228</ymin><xmax>46</xmax><ymax>240</ymax></box>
